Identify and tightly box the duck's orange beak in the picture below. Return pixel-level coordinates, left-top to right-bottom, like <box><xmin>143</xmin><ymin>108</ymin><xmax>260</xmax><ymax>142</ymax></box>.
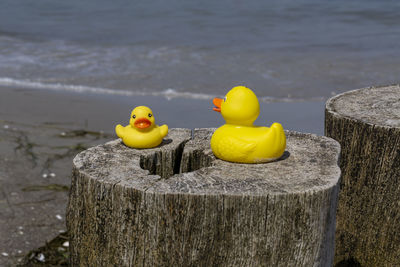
<box><xmin>134</xmin><ymin>118</ymin><xmax>152</xmax><ymax>129</ymax></box>
<box><xmin>213</xmin><ymin>98</ymin><xmax>222</xmax><ymax>112</ymax></box>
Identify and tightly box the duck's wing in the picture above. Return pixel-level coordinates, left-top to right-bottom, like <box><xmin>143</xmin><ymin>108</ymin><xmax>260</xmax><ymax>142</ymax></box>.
<box><xmin>265</xmin><ymin>122</ymin><xmax>286</xmax><ymax>158</ymax></box>
<box><xmin>216</xmin><ymin>136</ymin><xmax>257</xmax><ymax>162</ymax></box>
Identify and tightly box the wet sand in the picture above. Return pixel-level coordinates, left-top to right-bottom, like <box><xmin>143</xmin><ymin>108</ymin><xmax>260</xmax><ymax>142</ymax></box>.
<box><xmin>0</xmin><ymin>87</ymin><xmax>324</xmax><ymax>265</ymax></box>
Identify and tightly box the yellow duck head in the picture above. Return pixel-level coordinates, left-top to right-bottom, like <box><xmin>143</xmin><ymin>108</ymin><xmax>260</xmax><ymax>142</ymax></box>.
<box><xmin>130</xmin><ymin>106</ymin><xmax>156</xmax><ymax>131</ymax></box>
<box><xmin>213</xmin><ymin>86</ymin><xmax>260</xmax><ymax>126</ymax></box>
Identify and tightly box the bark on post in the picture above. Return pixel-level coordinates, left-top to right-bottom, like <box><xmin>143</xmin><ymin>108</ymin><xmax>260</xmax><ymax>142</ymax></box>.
<box><xmin>67</xmin><ymin>128</ymin><xmax>341</xmax><ymax>267</ymax></box>
<box><xmin>325</xmin><ymin>85</ymin><xmax>400</xmax><ymax>266</ymax></box>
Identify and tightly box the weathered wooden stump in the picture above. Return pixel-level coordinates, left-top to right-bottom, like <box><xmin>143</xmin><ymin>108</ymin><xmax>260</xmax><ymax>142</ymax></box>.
<box><xmin>325</xmin><ymin>85</ymin><xmax>400</xmax><ymax>266</ymax></box>
<box><xmin>67</xmin><ymin>128</ymin><xmax>341</xmax><ymax>266</ymax></box>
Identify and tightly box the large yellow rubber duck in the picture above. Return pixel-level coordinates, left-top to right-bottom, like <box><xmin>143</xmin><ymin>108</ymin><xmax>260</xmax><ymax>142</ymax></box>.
<box><xmin>211</xmin><ymin>86</ymin><xmax>286</xmax><ymax>163</ymax></box>
<box><xmin>115</xmin><ymin>106</ymin><xmax>168</xmax><ymax>148</ymax></box>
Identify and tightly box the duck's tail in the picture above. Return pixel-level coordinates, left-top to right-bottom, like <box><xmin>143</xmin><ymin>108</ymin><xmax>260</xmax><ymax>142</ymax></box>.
<box><xmin>115</xmin><ymin>124</ymin><xmax>124</xmax><ymax>138</ymax></box>
<box><xmin>159</xmin><ymin>124</ymin><xmax>168</xmax><ymax>137</ymax></box>
<box><xmin>266</xmin><ymin>122</ymin><xmax>286</xmax><ymax>159</ymax></box>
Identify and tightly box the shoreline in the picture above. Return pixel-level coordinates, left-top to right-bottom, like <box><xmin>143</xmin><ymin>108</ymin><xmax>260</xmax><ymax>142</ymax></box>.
<box><xmin>1</xmin><ymin>86</ymin><xmax>325</xmax><ymax>134</ymax></box>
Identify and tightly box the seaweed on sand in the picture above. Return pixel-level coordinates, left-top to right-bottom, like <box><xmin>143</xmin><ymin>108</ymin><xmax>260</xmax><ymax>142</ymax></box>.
<box><xmin>18</xmin><ymin>232</ymin><xmax>69</xmax><ymax>267</ymax></box>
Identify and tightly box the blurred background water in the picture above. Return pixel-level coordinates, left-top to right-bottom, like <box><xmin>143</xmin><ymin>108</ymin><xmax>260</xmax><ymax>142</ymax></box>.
<box><xmin>1</xmin><ymin>0</ymin><xmax>399</xmax><ymax>101</ymax></box>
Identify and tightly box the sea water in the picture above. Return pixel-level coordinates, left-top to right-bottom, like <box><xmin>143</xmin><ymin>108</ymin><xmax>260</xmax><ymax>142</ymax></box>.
<box><xmin>0</xmin><ymin>0</ymin><xmax>399</xmax><ymax>101</ymax></box>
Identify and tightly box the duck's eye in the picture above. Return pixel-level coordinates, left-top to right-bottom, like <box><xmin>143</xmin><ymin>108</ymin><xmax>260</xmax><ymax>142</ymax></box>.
<box><xmin>224</xmin><ymin>96</ymin><xmax>227</xmax><ymax>102</ymax></box>
<box><xmin>148</xmin><ymin>113</ymin><xmax>152</xmax><ymax>118</ymax></box>
<box><xmin>132</xmin><ymin>115</ymin><xmax>136</xmax><ymax>119</ymax></box>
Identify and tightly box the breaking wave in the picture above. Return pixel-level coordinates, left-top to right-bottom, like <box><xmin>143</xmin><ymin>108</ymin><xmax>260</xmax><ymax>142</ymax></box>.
<box><xmin>0</xmin><ymin>77</ymin><xmax>326</xmax><ymax>103</ymax></box>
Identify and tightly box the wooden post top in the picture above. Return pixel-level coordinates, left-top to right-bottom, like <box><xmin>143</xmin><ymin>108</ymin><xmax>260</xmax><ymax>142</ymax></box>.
<box><xmin>73</xmin><ymin>128</ymin><xmax>340</xmax><ymax>196</ymax></box>
<box><xmin>326</xmin><ymin>84</ymin><xmax>400</xmax><ymax>128</ymax></box>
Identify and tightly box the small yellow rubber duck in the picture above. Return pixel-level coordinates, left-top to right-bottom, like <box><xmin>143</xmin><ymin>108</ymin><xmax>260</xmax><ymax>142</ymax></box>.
<box><xmin>115</xmin><ymin>106</ymin><xmax>168</xmax><ymax>149</ymax></box>
<box><xmin>211</xmin><ymin>86</ymin><xmax>286</xmax><ymax>163</ymax></box>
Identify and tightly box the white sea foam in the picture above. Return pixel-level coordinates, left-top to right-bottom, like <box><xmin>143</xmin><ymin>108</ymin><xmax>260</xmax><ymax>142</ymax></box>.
<box><xmin>0</xmin><ymin>77</ymin><xmax>215</xmax><ymax>100</ymax></box>
<box><xmin>0</xmin><ymin>77</ymin><xmax>325</xmax><ymax>102</ymax></box>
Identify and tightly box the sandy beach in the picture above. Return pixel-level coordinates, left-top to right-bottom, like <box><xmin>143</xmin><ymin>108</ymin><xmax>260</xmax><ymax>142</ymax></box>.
<box><xmin>0</xmin><ymin>87</ymin><xmax>324</xmax><ymax>265</ymax></box>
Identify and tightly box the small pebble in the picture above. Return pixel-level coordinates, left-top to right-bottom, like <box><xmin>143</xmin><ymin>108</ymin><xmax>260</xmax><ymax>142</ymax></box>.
<box><xmin>18</xmin><ymin>231</ymin><xmax>24</xmax><ymax>235</ymax></box>
<box><xmin>56</xmin><ymin>214</ymin><xmax>63</xmax><ymax>220</ymax></box>
<box><xmin>1</xmin><ymin>252</ymin><xmax>8</xmax><ymax>256</ymax></box>
<box><xmin>58</xmin><ymin>229</ymin><xmax>65</xmax><ymax>233</ymax></box>
<box><xmin>30</xmin><ymin>207</ymin><xmax>35</xmax><ymax>210</ymax></box>
<box><xmin>58</xmin><ymin>247</ymin><xmax>65</xmax><ymax>252</ymax></box>
<box><xmin>60</xmin><ymin>132</ymin><xmax>66</xmax><ymax>136</ymax></box>
<box><xmin>42</xmin><ymin>173</ymin><xmax>48</xmax><ymax>178</ymax></box>
<box><xmin>49</xmin><ymin>173</ymin><xmax>56</xmax><ymax>177</ymax></box>
<box><xmin>18</xmin><ymin>226</ymin><xmax>23</xmax><ymax>230</ymax></box>
<box><xmin>17</xmin><ymin>250</ymin><xmax>22</xmax><ymax>254</ymax></box>
<box><xmin>36</xmin><ymin>253</ymin><xmax>45</xmax><ymax>262</ymax></box>
<box><xmin>11</xmin><ymin>192</ymin><xmax>18</xmax><ymax>196</ymax></box>
<box><xmin>62</xmin><ymin>241</ymin><xmax>69</xmax><ymax>247</ymax></box>
<box><xmin>3</xmin><ymin>125</ymin><xmax>9</xmax><ymax>129</ymax></box>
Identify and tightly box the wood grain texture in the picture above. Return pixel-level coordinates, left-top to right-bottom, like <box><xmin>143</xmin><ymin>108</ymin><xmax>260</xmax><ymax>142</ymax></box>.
<box><xmin>325</xmin><ymin>85</ymin><xmax>400</xmax><ymax>266</ymax></box>
<box><xmin>67</xmin><ymin>128</ymin><xmax>341</xmax><ymax>267</ymax></box>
